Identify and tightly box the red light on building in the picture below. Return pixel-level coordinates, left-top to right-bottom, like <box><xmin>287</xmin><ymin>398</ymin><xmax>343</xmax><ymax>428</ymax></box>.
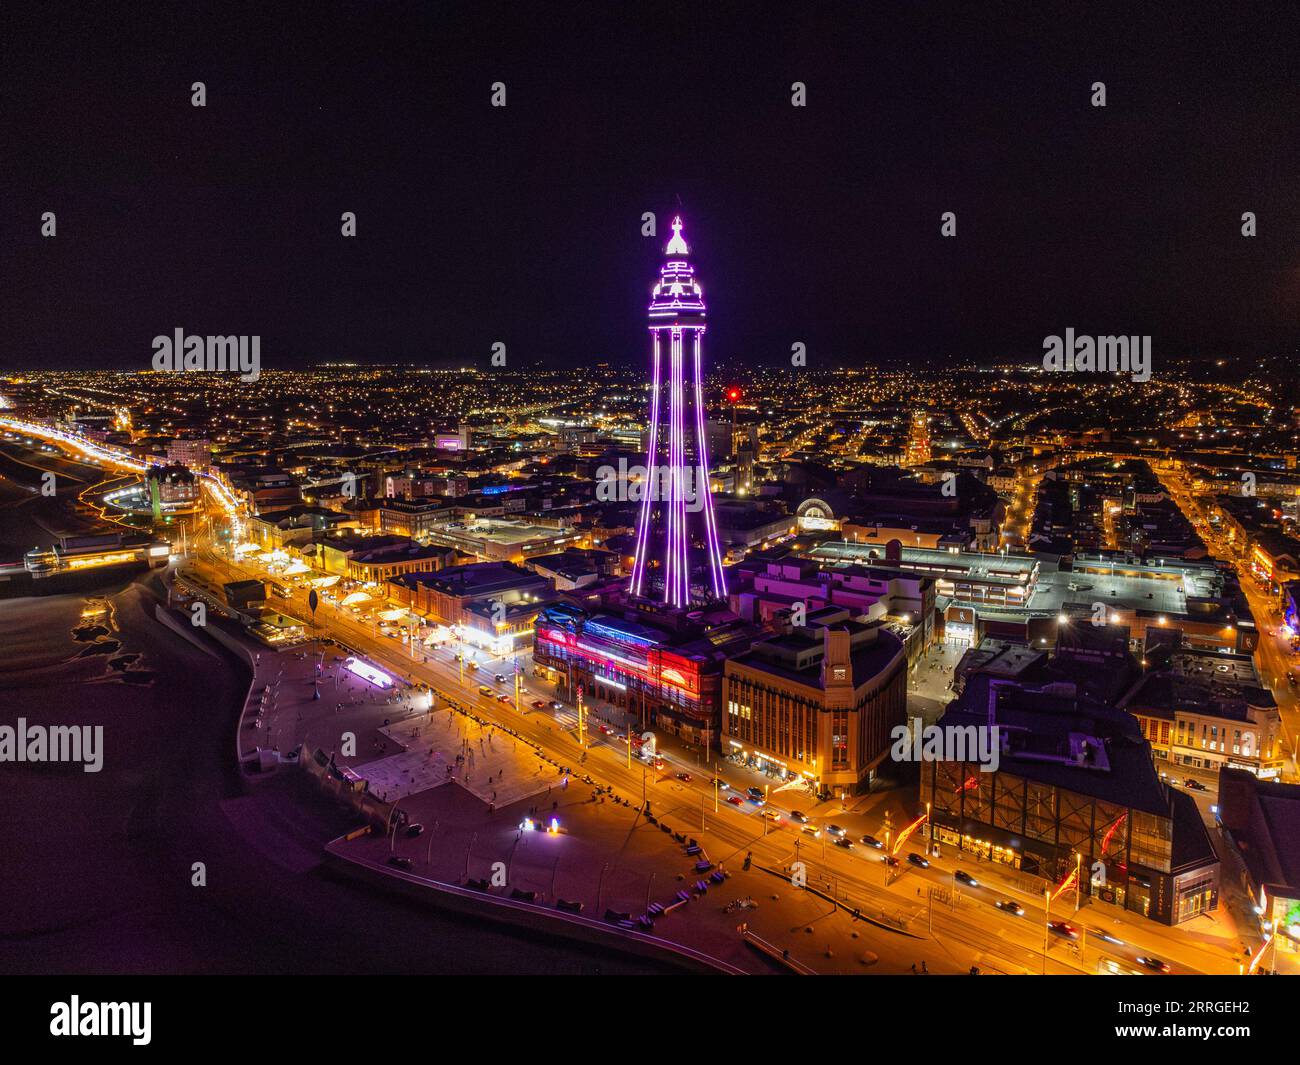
<box><xmin>726</xmin><ymin>386</ymin><xmax>741</xmax><ymax>403</ymax></box>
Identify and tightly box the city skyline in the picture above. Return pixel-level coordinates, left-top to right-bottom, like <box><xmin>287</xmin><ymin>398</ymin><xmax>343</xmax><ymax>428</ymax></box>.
<box><xmin>2</xmin><ymin>2</ymin><xmax>1298</xmax><ymax>1037</ymax></box>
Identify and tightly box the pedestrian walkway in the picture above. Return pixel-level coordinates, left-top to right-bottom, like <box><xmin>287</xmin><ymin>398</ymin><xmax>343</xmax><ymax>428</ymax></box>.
<box><xmin>358</xmin><ymin>710</ymin><xmax>553</xmax><ymax>807</ymax></box>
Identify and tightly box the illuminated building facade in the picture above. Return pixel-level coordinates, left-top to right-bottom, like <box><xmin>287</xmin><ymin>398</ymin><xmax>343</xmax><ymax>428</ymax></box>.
<box><xmin>533</xmin><ymin>601</ymin><xmax>758</xmax><ymax>745</ymax></box>
<box><xmin>628</xmin><ymin>216</ymin><xmax>727</xmax><ymax>607</ymax></box>
<box><xmin>722</xmin><ymin>613</ymin><xmax>907</xmax><ymax>793</ymax></box>
<box><xmin>921</xmin><ymin>673</ymin><xmax>1220</xmax><ymax>925</ymax></box>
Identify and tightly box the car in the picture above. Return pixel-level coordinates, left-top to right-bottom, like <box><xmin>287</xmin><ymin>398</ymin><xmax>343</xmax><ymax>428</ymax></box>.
<box><xmin>495</xmin><ymin>673</ymin><xmax>507</xmax><ymax>683</ymax></box>
<box><xmin>675</xmin><ymin>771</ymin><xmax>693</xmax><ymax>782</ymax></box>
<box><xmin>599</xmin><ymin>724</ymin><xmax>615</xmax><ymax>735</ymax></box>
<box><xmin>881</xmin><ymin>854</ymin><xmax>899</xmax><ymax>867</ymax></box>
<box><xmin>652</xmin><ymin>757</ymin><xmax>666</xmax><ymax>770</ymax></box>
<box><xmin>478</xmin><ymin>686</ymin><xmax>494</xmax><ymax>696</ymax></box>
<box><xmin>497</xmin><ymin>694</ymin><xmax>511</xmax><ymax>703</ymax></box>
<box><xmin>761</xmin><ymin>808</ymin><xmax>782</xmax><ymax>822</ymax></box>
<box><xmin>825</xmin><ymin>824</ymin><xmax>846</xmax><ymax>838</ymax></box>
<box><xmin>746</xmin><ymin>787</ymin><xmax>765</xmax><ymax>805</ymax></box>
<box><xmin>1136</xmin><ymin>955</ymin><xmax>1171</xmax><ymax>973</ymax></box>
<box><xmin>1091</xmin><ymin>928</ymin><xmax>1125</xmax><ymax>946</ymax></box>
<box><xmin>1183</xmin><ymin>778</ymin><xmax>1207</xmax><ymax>791</ymax></box>
<box><xmin>954</xmin><ymin>870</ymin><xmax>978</xmax><ymax>887</ymax></box>
<box><xmin>405</xmin><ymin>823</ymin><xmax>424</xmax><ymax>838</ymax></box>
<box><xmin>387</xmin><ymin>855</ymin><xmax>413</xmax><ymax>870</ymax></box>
<box><xmin>550</xmin><ymin>701</ymin><xmax>563</xmax><ymax>710</ymax></box>
<box><xmin>532</xmin><ymin>700</ymin><xmax>546</xmax><ymax>709</ymax></box>
<box><xmin>789</xmin><ymin>810</ymin><xmax>808</xmax><ymax>823</ymax></box>
<box><xmin>727</xmin><ymin>795</ymin><xmax>745</xmax><ymax>806</ymax></box>
<box><xmin>1048</xmin><ymin>921</ymin><xmax>1079</xmax><ymax>940</ymax></box>
<box><xmin>906</xmin><ymin>853</ymin><xmax>930</xmax><ymax>868</ymax></box>
<box><xmin>833</xmin><ymin>837</ymin><xmax>854</xmax><ymax>849</ymax></box>
<box><xmin>711</xmin><ymin>777</ymin><xmax>730</xmax><ymax>791</ymax></box>
<box><xmin>994</xmin><ymin>899</ymin><xmax>1024</xmax><ymax>916</ymax></box>
<box><xmin>1289</xmin><ymin>671</ymin><xmax>1297</xmax><ymax>687</ymax></box>
<box><xmin>860</xmin><ymin>834</ymin><xmax>883</xmax><ymax>849</ymax></box>
<box><xmin>801</xmin><ymin>824</ymin><xmax>821</xmax><ymax>838</ymax></box>
<box><xmin>466</xmin><ymin>661</ymin><xmax>478</xmax><ymax>670</ymax></box>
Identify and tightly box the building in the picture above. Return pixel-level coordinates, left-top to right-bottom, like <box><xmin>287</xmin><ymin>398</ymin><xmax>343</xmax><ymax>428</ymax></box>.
<box><xmin>533</xmin><ymin>600</ymin><xmax>759</xmax><ymax>746</ymax></box>
<box><xmin>723</xmin><ymin>611</ymin><xmax>907</xmax><ymax>793</ymax></box>
<box><xmin>422</xmin><ymin>516</ymin><xmax>582</xmax><ymax>563</ymax></box>
<box><xmin>1122</xmin><ymin>649</ymin><xmax>1284</xmax><ymax>780</ymax></box>
<box><xmin>166</xmin><ymin>436</ymin><xmax>211</xmax><ymax>469</ymax></box>
<box><xmin>390</xmin><ymin>561</ymin><xmax>553</xmax><ymax>654</ymax></box>
<box><xmin>146</xmin><ymin>463</ymin><xmax>199</xmax><ymax>505</ymax></box>
<box><xmin>728</xmin><ymin>554</ymin><xmax>934</xmax><ymax>667</ymax></box>
<box><xmin>247</xmin><ymin>505</ymin><xmax>358</xmax><ymax>552</ymax></box>
<box><xmin>1217</xmin><ymin>768</ymin><xmax>1300</xmax><ymax>965</ymax></box>
<box><xmin>375</xmin><ymin>497</ymin><xmax>447</xmax><ymax>539</ymax></box>
<box><xmin>312</xmin><ymin>534</ymin><xmax>457</xmax><ymax>584</ymax></box>
<box><xmin>921</xmin><ymin>672</ymin><xmax>1220</xmax><ymax>925</ymax></box>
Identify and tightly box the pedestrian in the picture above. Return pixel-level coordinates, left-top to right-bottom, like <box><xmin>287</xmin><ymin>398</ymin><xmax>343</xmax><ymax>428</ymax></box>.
<box><xmin>911</xmin><ymin>962</ymin><xmax>917</xmax><ymax>974</ymax></box>
<box><xmin>921</xmin><ymin>961</ymin><xmax>928</xmax><ymax>974</ymax></box>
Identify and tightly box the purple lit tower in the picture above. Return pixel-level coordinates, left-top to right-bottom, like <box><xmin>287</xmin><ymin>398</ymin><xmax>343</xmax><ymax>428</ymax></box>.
<box><xmin>628</xmin><ymin>216</ymin><xmax>728</xmax><ymax>606</ymax></box>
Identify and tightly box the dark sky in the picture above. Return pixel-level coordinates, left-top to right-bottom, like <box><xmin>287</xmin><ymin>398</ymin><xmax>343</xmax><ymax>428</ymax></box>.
<box><xmin>4</xmin><ymin>3</ymin><xmax>1300</xmax><ymax>372</ymax></box>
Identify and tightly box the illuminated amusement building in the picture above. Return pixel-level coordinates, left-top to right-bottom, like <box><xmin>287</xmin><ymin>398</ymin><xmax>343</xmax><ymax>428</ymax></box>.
<box><xmin>628</xmin><ymin>216</ymin><xmax>728</xmax><ymax>607</ymax></box>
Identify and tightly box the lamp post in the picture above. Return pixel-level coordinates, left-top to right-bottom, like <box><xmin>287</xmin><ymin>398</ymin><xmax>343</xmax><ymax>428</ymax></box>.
<box><xmin>1042</xmin><ymin>885</ymin><xmax>1052</xmax><ymax>974</ymax></box>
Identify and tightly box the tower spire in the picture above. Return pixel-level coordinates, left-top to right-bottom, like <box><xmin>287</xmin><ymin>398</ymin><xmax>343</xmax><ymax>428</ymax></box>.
<box><xmin>629</xmin><ymin>213</ymin><xmax>727</xmax><ymax>606</ymax></box>
<box><xmin>665</xmin><ymin>215</ymin><xmax>689</xmax><ymax>256</ymax></box>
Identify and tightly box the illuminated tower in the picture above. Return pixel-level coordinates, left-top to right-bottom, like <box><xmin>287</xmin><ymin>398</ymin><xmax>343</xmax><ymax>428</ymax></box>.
<box><xmin>629</xmin><ymin>216</ymin><xmax>727</xmax><ymax>606</ymax></box>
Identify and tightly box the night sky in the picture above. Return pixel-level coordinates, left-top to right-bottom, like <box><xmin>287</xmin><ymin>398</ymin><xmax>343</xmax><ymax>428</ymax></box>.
<box><xmin>5</xmin><ymin>3</ymin><xmax>1300</xmax><ymax>372</ymax></box>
